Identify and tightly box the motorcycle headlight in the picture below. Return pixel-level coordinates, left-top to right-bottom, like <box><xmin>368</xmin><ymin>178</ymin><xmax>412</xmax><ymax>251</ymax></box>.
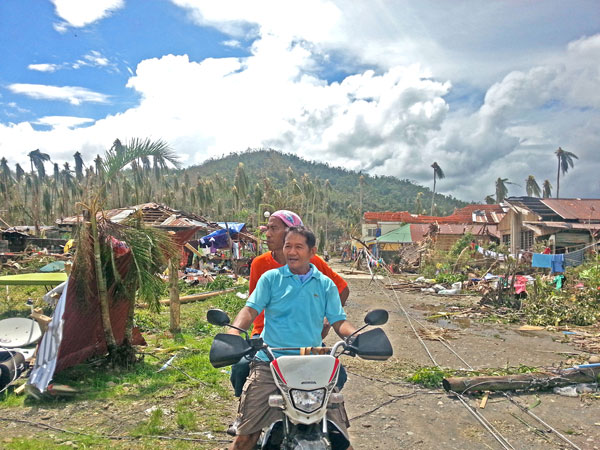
<box><xmin>290</xmin><ymin>388</ymin><xmax>326</xmax><ymax>414</ymax></box>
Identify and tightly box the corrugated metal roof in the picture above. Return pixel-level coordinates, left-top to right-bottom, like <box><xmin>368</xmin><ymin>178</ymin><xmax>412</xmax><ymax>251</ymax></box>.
<box><xmin>57</xmin><ymin>203</ymin><xmax>212</xmax><ymax>229</ymax></box>
<box><xmin>409</xmin><ymin>224</ymin><xmax>432</xmax><ymax>242</ymax></box>
<box><xmin>541</xmin><ymin>198</ymin><xmax>600</xmax><ymax>221</ymax></box>
<box><xmin>377</xmin><ymin>224</ymin><xmax>412</xmax><ymax>243</ymax></box>
<box><xmin>364</xmin><ymin>204</ymin><xmax>506</xmax><ymax>225</ymax></box>
<box><xmin>435</xmin><ymin>224</ymin><xmax>499</xmax><ymax>237</ymax></box>
<box><xmin>506</xmin><ymin>197</ymin><xmax>559</xmax><ymax>220</ymax></box>
<box><xmin>524</xmin><ymin>221</ymin><xmax>600</xmax><ymax>231</ymax></box>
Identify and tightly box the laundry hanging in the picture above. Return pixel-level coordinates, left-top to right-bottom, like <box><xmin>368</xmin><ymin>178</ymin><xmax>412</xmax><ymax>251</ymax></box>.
<box><xmin>531</xmin><ymin>253</ymin><xmax>552</xmax><ymax>268</ymax></box>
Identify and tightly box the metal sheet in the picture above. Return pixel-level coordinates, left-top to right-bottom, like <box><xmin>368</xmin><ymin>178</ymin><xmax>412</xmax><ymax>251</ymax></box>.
<box><xmin>542</xmin><ymin>199</ymin><xmax>600</xmax><ymax>221</ymax></box>
<box><xmin>555</xmin><ymin>231</ymin><xmax>591</xmax><ymax>246</ymax></box>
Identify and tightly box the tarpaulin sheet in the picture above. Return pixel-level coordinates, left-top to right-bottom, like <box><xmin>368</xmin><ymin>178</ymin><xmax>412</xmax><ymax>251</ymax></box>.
<box><xmin>216</xmin><ymin>222</ymin><xmax>245</xmax><ymax>233</ymax></box>
<box><xmin>199</xmin><ymin>223</ymin><xmax>245</xmax><ymax>249</ymax></box>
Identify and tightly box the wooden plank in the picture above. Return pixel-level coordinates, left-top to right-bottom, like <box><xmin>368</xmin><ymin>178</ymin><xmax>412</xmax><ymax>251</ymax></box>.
<box><xmin>184</xmin><ymin>242</ymin><xmax>204</xmax><ymax>258</ymax></box>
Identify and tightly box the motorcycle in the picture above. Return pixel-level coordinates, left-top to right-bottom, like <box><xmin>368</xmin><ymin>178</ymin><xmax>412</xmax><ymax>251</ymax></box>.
<box><xmin>207</xmin><ymin>308</ymin><xmax>393</xmax><ymax>449</ymax></box>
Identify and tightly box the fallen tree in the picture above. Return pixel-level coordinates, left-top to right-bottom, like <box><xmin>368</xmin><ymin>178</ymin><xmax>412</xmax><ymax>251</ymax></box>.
<box><xmin>442</xmin><ymin>364</ymin><xmax>600</xmax><ymax>393</ymax></box>
<box><xmin>136</xmin><ymin>287</ymin><xmax>238</xmax><ymax>308</ymax></box>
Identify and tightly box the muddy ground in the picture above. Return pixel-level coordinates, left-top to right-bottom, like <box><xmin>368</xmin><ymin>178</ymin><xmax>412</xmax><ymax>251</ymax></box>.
<box><xmin>1</xmin><ymin>265</ymin><xmax>599</xmax><ymax>449</ymax></box>
<box><xmin>335</xmin><ymin>269</ymin><xmax>600</xmax><ymax>450</ymax></box>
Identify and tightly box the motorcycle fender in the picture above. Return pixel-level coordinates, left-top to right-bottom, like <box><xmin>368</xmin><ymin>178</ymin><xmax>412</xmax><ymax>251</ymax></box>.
<box><xmin>261</xmin><ymin>420</ymin><xmax>350</xmax><ymax>450</ymax></box>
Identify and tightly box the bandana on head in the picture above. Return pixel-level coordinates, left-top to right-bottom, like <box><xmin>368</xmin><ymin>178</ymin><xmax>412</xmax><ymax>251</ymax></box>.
<box><xmin>271</xmin><ymin>210</ymin><xmax>303</xmax><ymax>228</ymax></box>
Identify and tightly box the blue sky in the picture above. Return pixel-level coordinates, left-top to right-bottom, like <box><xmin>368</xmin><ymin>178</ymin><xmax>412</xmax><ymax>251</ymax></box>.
<box><xmin>1</xmin><ymin>0</ymin><xmax>599</xmax><ymax>202</ymax></box>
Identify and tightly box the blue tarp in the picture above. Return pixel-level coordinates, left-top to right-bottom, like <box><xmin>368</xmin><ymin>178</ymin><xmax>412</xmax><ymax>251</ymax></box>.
<box><xmin>217</xmin><ymin>222</ymin><xmax>245</xmax><ymax>233</ymax></box>
<box><xmin>199</xmin><ymin>223</ymin><xmax>246</xmax><ymax>249</ymax></box>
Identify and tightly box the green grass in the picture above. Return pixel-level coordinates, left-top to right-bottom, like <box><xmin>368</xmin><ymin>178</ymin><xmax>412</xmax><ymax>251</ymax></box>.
<box><xmin>2</xmin><ymin>435</ymin><xmax>110</xmax><ymax>450</ymax></box>
<box><xmin>0</xmin><ymin>287</ymin><xmax>247</xmax><ymax>448</ymax></box>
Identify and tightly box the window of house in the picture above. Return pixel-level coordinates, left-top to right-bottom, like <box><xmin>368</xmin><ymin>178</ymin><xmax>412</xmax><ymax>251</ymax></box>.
<box><xmin>520</xmin><ymin>230</ymin><xmax>534</xmax><ymax>250</ymax></box>
<box><xmin>502</xmin><ymin>234</ymin><xmax>510</xmax><ymax>245</ymax></box>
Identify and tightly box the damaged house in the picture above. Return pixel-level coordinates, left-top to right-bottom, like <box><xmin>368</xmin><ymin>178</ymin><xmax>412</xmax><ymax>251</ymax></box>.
<box><xmin>500</xmin><ymin>197</ymin><xmax>600</xmax><ymax>255</ymax></box>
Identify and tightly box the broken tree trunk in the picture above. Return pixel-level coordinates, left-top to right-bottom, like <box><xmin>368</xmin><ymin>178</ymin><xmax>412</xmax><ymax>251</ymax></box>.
<box><xmin>169</xmin><ymin>256</ymin><xmax>180</xmax><ymax>333</ymax></box>
<box><xmin>443</xmin><ymin>365</ymin><xmax>600</xmax><ymax>393</ymax></box>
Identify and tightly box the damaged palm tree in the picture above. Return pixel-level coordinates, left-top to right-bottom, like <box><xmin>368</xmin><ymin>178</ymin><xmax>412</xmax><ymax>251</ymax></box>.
<box><xmin>74</xmin><ymin>138</ymin><xmax>180</xmax><ymax>366</ymax></box>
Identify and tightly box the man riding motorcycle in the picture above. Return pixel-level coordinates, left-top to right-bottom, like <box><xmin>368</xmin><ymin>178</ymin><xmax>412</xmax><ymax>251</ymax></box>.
<box><xmin>226</xmin><ymin>226</ymin><xmax>355</xmax><ymax>450</ymax></box>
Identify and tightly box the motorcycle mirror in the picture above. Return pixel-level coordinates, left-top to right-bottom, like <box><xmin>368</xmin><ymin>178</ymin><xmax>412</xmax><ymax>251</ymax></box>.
<box><xmin>207</xmin><ymin>309</ymin><xmax>231</xmax><ymax>326</ymax></box>
<box><xmin>364</xmin><ymin>309</ymin><xmax>388</xmax><ymax>326</ymax></box>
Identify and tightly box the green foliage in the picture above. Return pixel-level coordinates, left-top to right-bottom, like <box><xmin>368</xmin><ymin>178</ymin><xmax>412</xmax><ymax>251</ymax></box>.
<box><xmin>523</xmin><ymin>274</ymin><xmax>600</xmax><ymax>326</ymax></box>
<box><xmin>577</xmin><ymin>256</ymin><xmax>600</xmax><ymax>291</ymax></box>
<box><xmin>407</xmin><ymin>366</ymin><xmax>451</xmax><ymax>388</ymax></box>
<box><xmin>435</xmin><ymin>272</ymin><xmax>467</xmax><ymax>284</ymax></box>
<box><xmin>205</xmin><ymin>274</ymin><xmax>235</xmax><ymax>291</ymax></box>
<box><xmin>449</xmin><ymin>232</ymin><xmax>474</xmax><ymax>256</ymax></box>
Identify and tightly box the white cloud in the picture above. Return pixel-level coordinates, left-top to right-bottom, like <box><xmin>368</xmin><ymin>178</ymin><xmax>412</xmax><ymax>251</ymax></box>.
<box><xmin>83</xmin><ymin>50</ymin><xmax>110</xmax><ymax>67</ymax></box>
<box><xmin>51</xmin><ymin>0</ymin><xmax>124</xmax><ymax>30</ymax></box>
<box><xmin>27</xmin><ymin>51</ymin><xmax>115</xmax><ymax>73</ymax></box>
<box><xmin>222</xmin><ymin>40</ymin><xmax>241</xmax><ymax>48</ymax></box>
<box><xmin>34</xmin><ymin>116</ymin><xmax>95</xmax><ymax>130</ymax></box>
<box><xmin>7</xmin><ymin>84</ymin><xmax>109</xmax><ymax>105</ymax></box>
<box><xmin>28</xmin><ymin>63</ymin><xmax>59</xmax><ymax>72</ymax></box>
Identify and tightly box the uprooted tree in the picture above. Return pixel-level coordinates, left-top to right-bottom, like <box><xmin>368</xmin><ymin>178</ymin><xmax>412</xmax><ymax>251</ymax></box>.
<box><xmin>72</xmin><ymin>138</ymin><xmax>180</xmax><ymax>366</ymax></box>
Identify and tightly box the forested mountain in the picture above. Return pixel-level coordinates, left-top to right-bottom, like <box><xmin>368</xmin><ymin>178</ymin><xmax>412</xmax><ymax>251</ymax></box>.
<box><xmin>188</xmin><ymin>148</ymin><xmax>466</xmax><ymax>218</ymax></box>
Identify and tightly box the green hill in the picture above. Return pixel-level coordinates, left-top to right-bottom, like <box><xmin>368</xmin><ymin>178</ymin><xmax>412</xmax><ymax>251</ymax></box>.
<box><xmin>186</xmin><ymin>148</ymin><xmax>466</xmax><ymax>220</ymax></box>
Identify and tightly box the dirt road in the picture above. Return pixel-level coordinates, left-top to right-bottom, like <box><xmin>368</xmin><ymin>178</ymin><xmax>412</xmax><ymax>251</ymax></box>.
<box><xmin>336</xmin><ymin>272</ymin><xmax>599</xmax><ymax>450</ymax></box>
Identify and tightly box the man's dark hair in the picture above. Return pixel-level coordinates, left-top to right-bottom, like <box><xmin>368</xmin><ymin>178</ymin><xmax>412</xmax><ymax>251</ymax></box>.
<box><xmin>285</xmin><ymin>226</ymin><xmax>316</xmax><ymax>248</ymax></box>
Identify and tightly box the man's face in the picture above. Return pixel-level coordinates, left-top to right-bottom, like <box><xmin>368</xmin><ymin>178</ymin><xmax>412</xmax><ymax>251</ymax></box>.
<box><xmin>265</xmin><ymin>216</ymin><xmax>287</xmax><ymax>251</ymax></box>
<box><xmin>283</xmin><ymin>231</ymin><xmax>316</xmax><ymax>274</ymax></box>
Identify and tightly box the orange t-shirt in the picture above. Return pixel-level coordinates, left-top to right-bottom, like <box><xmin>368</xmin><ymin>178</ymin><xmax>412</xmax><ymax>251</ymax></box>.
<box><xmin>249</xmin><ymin>251</ymin><xmax>348</xmax><ymax>336</ymax></box>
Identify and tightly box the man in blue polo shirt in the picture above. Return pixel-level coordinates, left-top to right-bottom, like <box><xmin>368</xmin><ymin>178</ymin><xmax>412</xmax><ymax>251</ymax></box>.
<box><xmin>226</xmin><ymin>226</ymin><xmax>356</xmax><ymax>450</ymax></box>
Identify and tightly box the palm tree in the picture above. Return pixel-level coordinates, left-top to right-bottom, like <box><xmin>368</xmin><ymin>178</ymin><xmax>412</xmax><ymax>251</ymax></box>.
<box><xmin>324</xmin><ymin>179</ymin><xmax>332</xmax><ymax>248</ymax></box>
<box><xmin>0</xmin><ymin>157</ymin><xmax>12</xmax><ymax>183</ymax></box>
<box><xmin>27</xmin><ymin>149</ymin><xmax>51</xmax><ymax>234</ymax></box>
<box><xmin>60</xmin><ymin>162</ymin><xmax>75</xmax><ymax>216</ymax></box>
<box><xmin>525</xmin><ymin>175</ymin><xmax>541</xmax><ymax>197</ymax></box>
<box><xmin>286</xmin><ymin>166</ymin><xmax>294</xmax><ymax>202</ymax></box>
<box><xmin>359</xmin><ymin>174</ymin><xmax>366</xmax><ymax>218</ymax></box>
<box><xmin>543</xmin><ymin>180</ymin><xmax>552</xmax><ymax>198</ymax></box>
<box><xmin>28</xmin><ymin>149</ymin><xmax>51</xmax><ymax>179</ymax></box>
<box><xmin>234</xmin><ymin>163</ymin><xmax>249</xmax><ymax>200</ymax></box>
<box><xmin>0</xmin><ymin>157</ymin><xmax>13</xmax><ymax>207</ymax></box>
<box><xmin>75</xmin><ymin>138</ymin><xmax>180</xmax><ymax>364</ymax></box>
<box><xmin>414</xmin><ymin>192</ymin><xmax>423</xmax><ymax>214</ymax></box>
<box><xmin>430</xmin><ymin>162</ymin><xmax>445</xmax><ymax>215</ymax></box>
<box><xmin>555</xmin><ymin>147</ymin><xmax>578</xmax><ymax>198</ymax></box>
<box><xmin>73</xmin><ymin>151</ymin><xmax>84</xmax><ymax>181</ymax></box>
<box><xmin>15</xmin><ymin>164</ymin><xmax>25</xmax><ymax>183</ymax></box>
<box><xmin>495</xmin><ymin>177</ymin><xmax>514</xmax><ymax>203</ymax></box>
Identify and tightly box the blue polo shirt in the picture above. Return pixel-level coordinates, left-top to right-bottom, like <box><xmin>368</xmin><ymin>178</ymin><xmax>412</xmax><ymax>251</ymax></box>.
<box><xmin>246</xmin><ymin>264</ymin><xmax>346</xmax><ymax>360</ymax></box>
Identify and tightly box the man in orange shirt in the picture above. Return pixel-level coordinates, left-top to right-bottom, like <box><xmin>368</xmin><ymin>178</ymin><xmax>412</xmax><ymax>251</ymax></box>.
<box><xmin>229</xmin><ymin>210</ymin><xmax>349</xmax><ymax>398</ymax></box>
